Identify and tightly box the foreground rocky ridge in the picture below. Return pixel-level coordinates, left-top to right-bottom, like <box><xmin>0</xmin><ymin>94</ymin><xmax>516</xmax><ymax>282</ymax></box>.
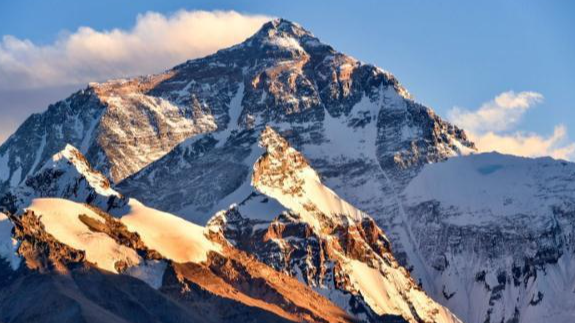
<box><xmin>1</xmin><ymin>206</ymin><xmax>349</xmax><ymax>323</ymax></box>
<box><xmin>0</xmin><ymin>202</ymin><xmax>353</xmax><ymax>322</ymax></box>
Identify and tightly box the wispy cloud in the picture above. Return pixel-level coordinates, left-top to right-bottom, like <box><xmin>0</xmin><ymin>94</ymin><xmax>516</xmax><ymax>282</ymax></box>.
<box><xmin>0</xmin><ymin>10</ymin><xmax>271</xmax><ymax>90</ymax></box>
<box><xmin>448</xmin><ymin>91</ymin><xmax>543</xmax><ymax>133</ymax></box>
<box><xmin>449</xmin><ymin>91</ymin><xmax>575</xmax><ymax>160</ymax></box>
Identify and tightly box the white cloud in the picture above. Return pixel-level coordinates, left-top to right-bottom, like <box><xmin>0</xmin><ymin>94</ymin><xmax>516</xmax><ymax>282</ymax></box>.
<box><xmin>0</xmin><ymin>10</ymin><xmax>271</xmax><ymax>90</ymax></box>
<box><xmin>472</xmin><ymin>126</ymin><xmax>575</xmax><ymax>160</ymax></box>
<box><xmin>449</xmin><ymin>91</ymin><xmax>575</xmax><ymax>161</ymax></box>
<box><xmin>448</xmin><ymin>91</ymin><xmax>543</xmax><ymax>133</ymax></box>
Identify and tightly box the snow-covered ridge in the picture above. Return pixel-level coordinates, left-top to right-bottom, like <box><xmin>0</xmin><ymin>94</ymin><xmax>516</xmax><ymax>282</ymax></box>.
<box><xmin>253</xmin><ymin>126</ymin><xmax>367</xmax><ymax>230</ymax></box>
<box><xmin>15</xmin><ymin>195</ymin><xmax>220</xmax><ymax>286</ymax></box>
<box><xmin>2</xmin><ymin>144</ymin><xmax>126</xmax><ymax>214</ymax></box>
<box><xmin>49</xmin><ymin>144</ymin><xmax>119</xmax><ymax>198</ymax></box>
<box><xmin>208</xmin><ymin>127</ymin><xmax>461</xmax><ymax>323</ymax></box>
<box><xmin>404</xmin><ymin>152</ymin><xmax>574</xmax><ymax>222</ymax></box>
<box><xmin>13</xmin><ymin>182</ymin><xmax>219</xmax><ymax>271</ymax></box>
<box><xmin>400</xmin><ymin>152</ymin><xmax>575</xmax><ymax>323</ymax></box>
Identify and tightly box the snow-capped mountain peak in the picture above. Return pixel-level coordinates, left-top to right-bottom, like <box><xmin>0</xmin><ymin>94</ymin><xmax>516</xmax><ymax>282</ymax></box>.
<box><xmin>48</xmin><ymin>144</ymin><xmax>119</xmax><ymax>197</ymax></box>
<box><xmin>221</xmin><ymin>18</ymin><xmax>324</xmax><ymax>56</ymax></box>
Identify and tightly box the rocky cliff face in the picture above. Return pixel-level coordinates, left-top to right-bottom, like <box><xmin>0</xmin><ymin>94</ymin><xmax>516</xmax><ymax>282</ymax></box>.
<box><xmin>0</xmin><ymin>71</ymin><xmax>217</xmax><ymax>196</ymax></box>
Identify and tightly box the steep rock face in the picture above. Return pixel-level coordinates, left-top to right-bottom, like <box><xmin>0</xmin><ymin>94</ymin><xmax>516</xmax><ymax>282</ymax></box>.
<box><xmin>0</xmin><ymin>88</ymin><xmax>107</xmax><ymax>195</ymax></box>
<box><xmin>9</xmin><ymin>210</ymin><xmax>87</xmax><ymax>273</ymax></box>
<box><xmin>206</xmin><ymin>127</ymin><xmax>460</xmax><ymax>323</ymax></box>
<box><xmin>0</xmin><ymin>71</ymin><xmax>218</xmax><ymax>195</ymax></box>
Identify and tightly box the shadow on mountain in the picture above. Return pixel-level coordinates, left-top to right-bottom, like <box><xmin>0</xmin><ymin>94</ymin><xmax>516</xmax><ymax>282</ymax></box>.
<box><xmin>0</xmin><ymin>265</ymin><xmax>296</xmax><ymax>323</ymax></box>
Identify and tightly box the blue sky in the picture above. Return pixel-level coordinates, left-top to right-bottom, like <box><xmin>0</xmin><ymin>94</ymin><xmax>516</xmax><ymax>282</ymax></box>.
<box><xmin>1</xmin><ymin>0</ymin><xmax>574</xmax><ymax>158</ymax></box>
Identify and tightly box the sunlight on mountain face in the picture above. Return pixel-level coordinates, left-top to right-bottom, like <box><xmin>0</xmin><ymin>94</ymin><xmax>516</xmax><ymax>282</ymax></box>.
<box><xmin>0</xmin><ymin>5</ymin><xmax>573</xmax><ymax>323</ymax></box>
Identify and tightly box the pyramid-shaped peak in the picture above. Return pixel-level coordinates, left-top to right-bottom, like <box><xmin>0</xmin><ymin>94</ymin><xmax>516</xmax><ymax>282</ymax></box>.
<box><xmin>242</xmin><ymin>18</ymin><xmax>329</xmax><ymax>53</ymax></box>
<box><xmin>257</xmin><ymin>18</ymin><xmax>313</xmax><ymax>39</ymax></box>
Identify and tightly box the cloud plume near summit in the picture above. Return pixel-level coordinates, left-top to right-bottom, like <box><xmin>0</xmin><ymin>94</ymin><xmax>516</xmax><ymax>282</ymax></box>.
<box><xmin>0</xmin><ymin>10</ymin><xmax>270</xmax><ymax>90</ymax></box>
<box><xmin>0</xmin><ymin>10</ymin><xmax>271</xmax><ymax>143</ymax></box>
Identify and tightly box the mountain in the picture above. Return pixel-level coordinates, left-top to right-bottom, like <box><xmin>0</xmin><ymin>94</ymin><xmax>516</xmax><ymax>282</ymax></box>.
<box><xmin>116</xmin><ymin>18</ymin><xmax>474</xmax><ymax>222</ymax></box>
<box><xmin>0</xmin><ymin>18</ymin><xmax>473</xmax><ymax>197</ymax></box>
<box><xmin>1</xmin><ymin>17</ymin><xmax>574</xmax><ymax>323</ymax></box>
<box><xmin>115</xmin><ymin>20</ymin><xmax>575</xmax><ymax>323</ymax></box>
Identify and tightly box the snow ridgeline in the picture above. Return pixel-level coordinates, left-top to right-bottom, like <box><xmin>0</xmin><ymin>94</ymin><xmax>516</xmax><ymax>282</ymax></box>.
<box><xmin>20</xmin><ymin>197</ymin><xmax>219</xmax><ymax>288</ymax></box>
<box><xmin>207</xmin><ymin>126</ymin><xmax>461</xmax><ymax>323</ymax></box>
